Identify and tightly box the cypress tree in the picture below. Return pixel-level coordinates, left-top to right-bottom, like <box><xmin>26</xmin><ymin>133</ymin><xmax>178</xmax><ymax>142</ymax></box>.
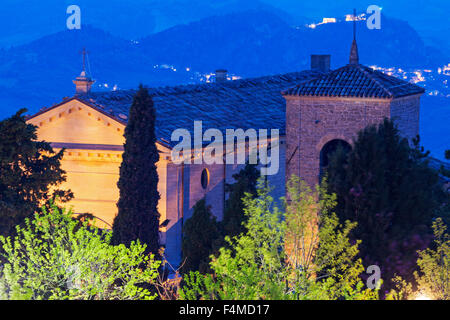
<box><xmin>112</xmin><ymin>85</ymin><xmax>160</xmax><ymax>256</ymax></box>
<box><xmin>0</xmin><ymin>109</ymin><xmax>72</xmax><ymax>237</ymax></box>
<box><xmin>326</xmin><ymin>119</ymin><xmax>444</xmax><ymax>289</ymax></box>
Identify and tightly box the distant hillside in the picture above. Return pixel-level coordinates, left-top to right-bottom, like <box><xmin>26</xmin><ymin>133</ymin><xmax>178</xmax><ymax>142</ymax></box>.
<box><xmin>139</xmin><ymin>11</ymin><xmax>446</xmax><ymax>75</ymax></box>
<box><xmin>261</xmin><ymin>0</ymin><xmax>450</xmax><ymax>52</ymax></box>
<box><xmin>1</xmin><ymin>0</ymin><xmax>448</xmax><ymax>53</ymax></box>
<box><xmin>0</xmin><ymin>26</ymin><xmax>195</xmax><ymax>116</ymax></box>
<box><xmin>0</xmin><ymin>10</ymin><xmax>446</xmax><ymax>117</ymax></box>
<box><xmin>0</xmin><ymin>0</ymin><xmax>294</xmax><ymax>48</ymax></box>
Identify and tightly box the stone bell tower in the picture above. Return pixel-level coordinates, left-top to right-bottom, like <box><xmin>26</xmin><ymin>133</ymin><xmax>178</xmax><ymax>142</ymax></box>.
<box><xmin>283</xmin><ymin>15</ymin><xmax>424</xmax><ymax>187</ymax></box>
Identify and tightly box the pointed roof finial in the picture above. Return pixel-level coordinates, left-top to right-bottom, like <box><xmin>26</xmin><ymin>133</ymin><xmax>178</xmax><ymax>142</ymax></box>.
<box><xmin>349</xmin><ymin>8</ymin><xmax>359</xmax><ymax>65</ymax></box>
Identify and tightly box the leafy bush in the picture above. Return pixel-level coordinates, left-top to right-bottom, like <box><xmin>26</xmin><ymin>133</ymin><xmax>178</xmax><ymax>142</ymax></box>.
<box><xmin>181</xmin><ymin>164</ymin><xmax>259</xmax><ymax>274</ymax></box>
<box><xmin>414</xmin><ymin>218</ymin><xmax>449</xmax><ymax>300</ymax></box>
<box><xmin>179</xmin><ymin>178</ymin><xmax>377</xmax><ymax>300</ymax></box>
<box><xmin>386</xmin><ymin>218</ymin><xmax>449</xmax><ymax>300</ymax></box>
<box><xmin>0</xmin><ymin>203</ymin><xmax>160</xmax><ymax>300</ymax></box>
<box><xmin>285</xmin><ymin>176</ymin><xmax>373</xmax><ymax>300</ymax></box>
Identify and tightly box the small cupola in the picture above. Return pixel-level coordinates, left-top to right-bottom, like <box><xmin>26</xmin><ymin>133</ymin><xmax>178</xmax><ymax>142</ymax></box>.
<box><xmin>73</xmin><ymin>48</ymin><xmax>95</xmax><ymax>94</ymax></box>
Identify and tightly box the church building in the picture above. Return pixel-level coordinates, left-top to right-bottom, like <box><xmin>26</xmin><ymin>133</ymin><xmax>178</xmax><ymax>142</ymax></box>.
<box><xmin>26</xmin><ymin>39</ymin><xmax>424</xmax><ymax>267</ymax></box>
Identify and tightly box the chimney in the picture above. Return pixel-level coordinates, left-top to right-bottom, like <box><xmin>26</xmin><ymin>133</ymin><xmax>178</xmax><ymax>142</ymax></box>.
<box><xmin>215</xmin><ymin>69</ymin><xmax>228</xmax><ymax>83</ymax></box>
<box><xmin>310</xmin><ymin>55</ymin><xmax>331</xmax><ymax>73</ymax></box>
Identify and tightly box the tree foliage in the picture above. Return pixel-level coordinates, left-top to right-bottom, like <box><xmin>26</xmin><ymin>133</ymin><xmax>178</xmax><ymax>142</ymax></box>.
<box><xmin>0</xmin><ymin>109</ymin><xmax>72</xmax><ymax>237</ymax></box>
<box><xmin>386</xmin><ymin>218</ymin><xmax>449</xmax><ymax>300</ymax></box>
<box><xmin>440</xmin><ymin>149</ymin><xmax>450</xmax><ymax>178</ymax></box>
<box><xmin>181</xmin><ymin>199</ymin><xmax>221</xmax><ymax>274</ymax></box>
<box><xmin>112</xmin><ymin>86</ymin><xmax>160</xmax><ymax>256</ymax></box>
<box><xmin>0</xmin><ymin>203</ymin><xmax>160</xmax><ymax>300</ymax></box>
<box><xmin>181</xmin><ymin>164</ymin><xmax>259</xmax><ymax>274</ymax></box>
<box><xmin>414</xmin><ymin>218</ymin><xmax>449</xmax><ymax>300</ymax></box>
<box><xmin>326</xmin><ymin>119</ymin><xmax>444</xmax><ymax>290</ymax></box>
<box><xmin>385</xmin><ymin>276</ymin><xmax>413</xmax><ymax>300</ymax></box>
<box><xmin>222</xmin><ymin>164</ymin><xmax>260</xmax><ymax>238</ymax></box>
<box><xmin>285</xmin><ymin>176</ymin><xmax>371</xmax><ymax>299</ymax></box>
<box><xmin>179</xmin><ymin>177</ymin><xmax>377</xmax><ymax>300</ymax></box>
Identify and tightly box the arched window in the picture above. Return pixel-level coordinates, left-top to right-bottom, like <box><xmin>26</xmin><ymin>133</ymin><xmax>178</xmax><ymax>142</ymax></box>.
<box><xmin>201</xmin><ymin>168</ymin><xmax>210</xmax><ymax>190</ymax></box>
<box><xmin>319</xmin><ymin>139</ymin><xmax>351</xmax><ymax>180</ymax></box>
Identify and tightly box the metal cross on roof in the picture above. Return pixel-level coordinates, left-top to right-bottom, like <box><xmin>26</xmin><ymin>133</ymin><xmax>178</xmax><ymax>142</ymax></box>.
<box><xmin>80</xmin><ymin>48</ymin><xmax>88</xmax><ymax>73</ymax></box>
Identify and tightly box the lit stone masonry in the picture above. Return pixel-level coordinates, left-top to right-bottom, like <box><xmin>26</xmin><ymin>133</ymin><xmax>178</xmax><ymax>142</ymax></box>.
<box><xmin>284</xmin><ymin>94</ymin><xmax>421</xmax><ymax>187</ymax></box>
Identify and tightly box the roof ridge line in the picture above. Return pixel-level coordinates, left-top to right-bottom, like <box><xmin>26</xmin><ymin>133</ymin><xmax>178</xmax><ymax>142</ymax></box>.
<box><xmin>145</xmin><ymin>70</ymin><xmax>319</xmax><ymax>96</ymax></box>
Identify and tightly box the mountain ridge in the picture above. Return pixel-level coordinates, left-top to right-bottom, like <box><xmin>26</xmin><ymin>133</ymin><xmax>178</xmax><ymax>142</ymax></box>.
<box><xmin>0</xmin><ymin>10</ymin><xmax>446</xmax><ymax>117</ymax></box>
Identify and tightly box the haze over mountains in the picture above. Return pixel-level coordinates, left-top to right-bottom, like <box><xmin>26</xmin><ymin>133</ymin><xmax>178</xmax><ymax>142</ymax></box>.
<box><xmin>1</xmin><ymin>0</ymin><xmax>448</xmax><ymax>50</ymax></box>
<box><xmin>0</xmin><ymin>3</ymin><xmax>448</xmax><ymax>159</ymax></box>
<box><xmin>0</xmin><ymin>0</ymin><xmax>294</xmax><ymax>47</ymax></box>
<box><xmin>0</xmin><ymin>10</ymin><xmax>446</xmax><ymax>111</ymax></box>
<box><xmin>140</xmin><ymin>11</ymin><xmax>445</xmax><ymax>75</ymax></box>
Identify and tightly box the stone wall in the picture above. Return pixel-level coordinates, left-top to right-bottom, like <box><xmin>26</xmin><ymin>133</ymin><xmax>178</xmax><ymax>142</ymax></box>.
<box><xmin>285</xmin><ymin>96</ymin><xmax>392</xmax><ymax>187</ymax></box>
<box><xmin>390</xmin><ymin>94</ymin><xmax>421</xmax><ymax>142</ymax></box>
<box><xmin>164</xmin><ymin>162</ymin><xmax>184</xmax><ymax>268</ymax></box>
<box><xmin>183</xmin><ymin>163</ymin><xmax>225</xmax><ymax>222</ymax></box>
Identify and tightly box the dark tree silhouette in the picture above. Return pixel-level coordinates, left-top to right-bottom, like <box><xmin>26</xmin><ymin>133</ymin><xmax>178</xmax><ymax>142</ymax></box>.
<box><xmin>222</xmin><ymin>163</ymin><xmax>260</xmax><ymax>238</ymax></box>
<box><xmin>326</xmin><ymin>119</ymin><xmax>444</xmax><ymax>290</ymax></box>
<box><xmin>0</xmin><ymin>109</ymin><xmax>72</xmax><ymax>237</ymax></box>
<box><xmin>112</xmin><ymin>86</ymin><xmax>160</xmax><ymax>257</ymax></box>
<box><xmin>181</xmin><ymin>199</ymin><xmax>221</xmax><ymax>274</ymax></box>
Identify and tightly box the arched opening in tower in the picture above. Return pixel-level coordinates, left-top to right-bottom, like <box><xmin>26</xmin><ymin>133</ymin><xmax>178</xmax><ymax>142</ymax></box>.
<box><xmin>319</xmin><ymin>139</ymin><xmax>352</xmax><ymax>182</ymax></box>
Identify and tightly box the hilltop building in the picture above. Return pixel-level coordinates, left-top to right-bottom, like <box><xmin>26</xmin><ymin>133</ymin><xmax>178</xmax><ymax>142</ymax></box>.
<box><xmin>26</xmin><ymin>40</ymin><xmax>424</xmax><ymax>267</ymax></box>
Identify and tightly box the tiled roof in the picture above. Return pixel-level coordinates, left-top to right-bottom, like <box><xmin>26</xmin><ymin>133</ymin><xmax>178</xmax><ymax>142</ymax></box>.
<box><xmin>31</xmin><ymin>64</ymin><xmax>425</xmax><ymax>147</ymax></box>
<box><xmin>283</xmin><ymin>64</ymin><xmax>425</xmax><ymax>99</ymax></box>
<box><xmin>79</xmin><ymin>71</ymin><xmax>320</xmax><ymax>146</ymax></box>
